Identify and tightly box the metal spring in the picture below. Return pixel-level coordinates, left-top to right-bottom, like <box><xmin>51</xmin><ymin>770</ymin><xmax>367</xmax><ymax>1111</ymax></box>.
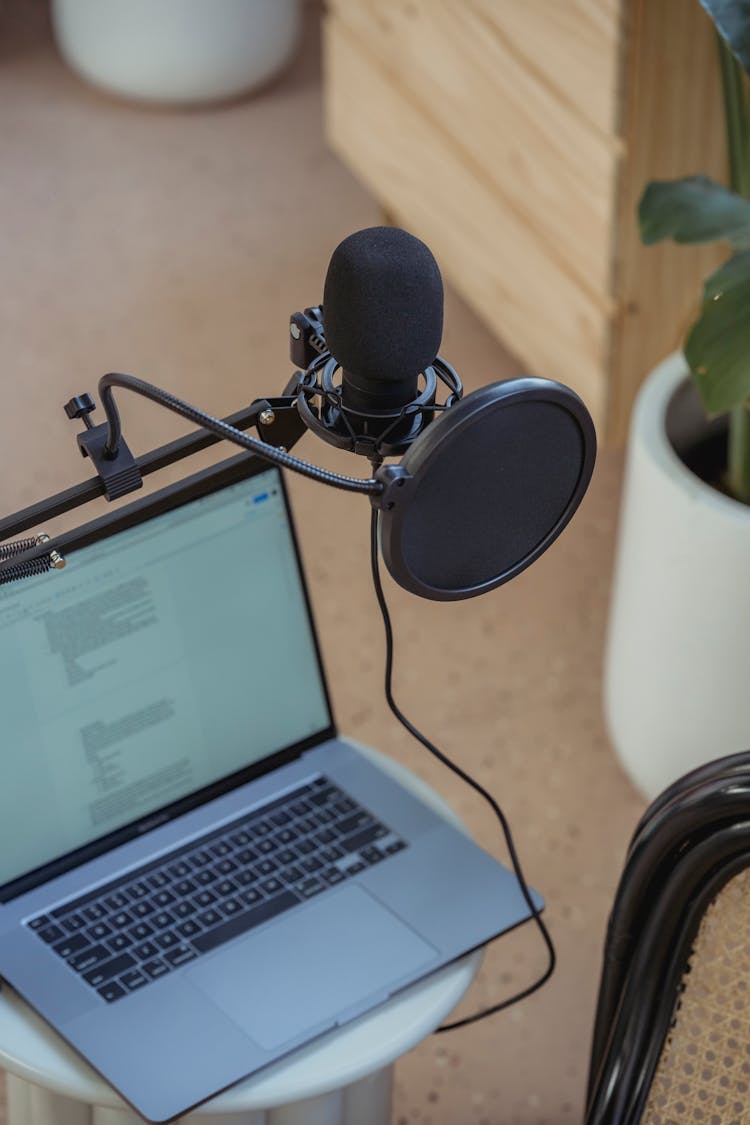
<box><xmin>0</xmin><ymin>536</ymin><xmax>38</xmax><ymax>561</ymax></box>
<box><xmin>0</xmin><ymin>555</ymin><xmax>52</xmax><ymax>586</ymax></box>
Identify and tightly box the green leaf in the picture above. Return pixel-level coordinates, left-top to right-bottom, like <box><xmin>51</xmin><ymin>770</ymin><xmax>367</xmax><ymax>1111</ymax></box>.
<box><xmin>686</xmin><ymin>250</ymin><xmax>750</xmax><ymax>412</ymax></box>
<box><xmin>639</xmin><ymin>176</ymin><xmax>750</xmax><ymax>247</ymax></box>
<box><xmin>700</xmin><ymin>0</ymin><xmax>750</xmax><ymax>74</ymax></box>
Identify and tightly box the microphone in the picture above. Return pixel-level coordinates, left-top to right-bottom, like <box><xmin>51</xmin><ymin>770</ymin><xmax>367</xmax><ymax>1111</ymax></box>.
<box><xmin>296</xmin><ymin>226</ymin><xmax>455</xmax><ymax>457</ymax></box>
<box><xmin>323</xmin><ymin>227</ymin><xmax>443</xmax><ymax>417</ymax></box>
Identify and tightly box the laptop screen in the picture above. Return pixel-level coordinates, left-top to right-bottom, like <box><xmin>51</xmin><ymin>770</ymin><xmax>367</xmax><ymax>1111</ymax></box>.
<box><xmin>0</xmin><ymin>462</ymin><xmax>333</xmax><ymax>894</ymax></box>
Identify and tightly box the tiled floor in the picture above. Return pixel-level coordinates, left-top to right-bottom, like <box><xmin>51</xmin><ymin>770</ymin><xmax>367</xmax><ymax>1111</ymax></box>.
<box><xmin>0</xmin><ymin>3</ymin><xmax>645</xmax><ymax>1122</ymax></box>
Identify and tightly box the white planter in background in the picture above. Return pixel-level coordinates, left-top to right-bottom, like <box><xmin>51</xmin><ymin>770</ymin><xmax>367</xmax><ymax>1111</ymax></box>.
<box><xmin>604</xmin><ymin>352</ymin><xmax>750</xmax><ymax>799</ymax></box>
<box><xmin>52</xmin><ymin>0</ymin><xmax>301</xmax><ymax>106</ymax></box>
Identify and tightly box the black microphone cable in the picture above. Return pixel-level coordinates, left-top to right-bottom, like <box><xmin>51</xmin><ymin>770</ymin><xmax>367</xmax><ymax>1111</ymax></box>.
<box><xmin>369</xmin><ymin>508</ymin><xmax>556</xmax><ymax>1031</ymax></box>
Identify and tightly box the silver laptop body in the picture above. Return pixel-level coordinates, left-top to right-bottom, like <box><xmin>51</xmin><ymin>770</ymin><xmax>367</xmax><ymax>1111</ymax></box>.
<box><xmin>0</xmin><ymin>454</ymin><xmax>539</xmax><ymax>1122</ymax></box>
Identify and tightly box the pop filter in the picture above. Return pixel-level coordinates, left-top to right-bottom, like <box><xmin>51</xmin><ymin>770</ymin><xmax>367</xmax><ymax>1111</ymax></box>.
<box><xmin>377</xmin><ymin>377</ymin><xmax>596</xmax><ymax>600</ymax></box>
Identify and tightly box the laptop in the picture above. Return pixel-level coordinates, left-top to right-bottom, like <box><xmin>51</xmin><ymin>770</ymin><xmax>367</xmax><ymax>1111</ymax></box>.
<box><xmin>0</xmin><ymin>452</ymin><xmax>540</xmax><ymax>1122</ymax></box>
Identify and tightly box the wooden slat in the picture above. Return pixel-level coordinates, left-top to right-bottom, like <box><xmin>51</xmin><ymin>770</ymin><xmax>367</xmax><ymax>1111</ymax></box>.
<box><xmin>329</xmin><ymin>0</ymin><xmax>619</xmax><ymax>299</ymax></box>
<box><xmin>324</xmin><ymin>15</ymin><xmax>609</xmax><ymax>429</ymax></box>
<box><xmin>609</xmin><ymin>0</ymin><xmax>727</xmax><ymax>441</ymax></box>
<box><xmin>470</xmin><ymin>0</ymin><xmax>623</xmax><ymax>137</ymax></box>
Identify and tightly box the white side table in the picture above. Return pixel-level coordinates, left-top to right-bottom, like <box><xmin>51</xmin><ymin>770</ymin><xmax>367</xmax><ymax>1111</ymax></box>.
<box><xmin>0</xmin><ymin>746</ymin><xmax>483</xmax><ymax>1124</ymax></box>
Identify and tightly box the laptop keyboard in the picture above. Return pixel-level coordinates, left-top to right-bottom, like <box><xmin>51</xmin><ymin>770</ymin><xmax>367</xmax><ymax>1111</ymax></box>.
<box><xmin>27</xmin><ymin>777</ymin><xmax>407</xmax><ymax>1004</ymax></box>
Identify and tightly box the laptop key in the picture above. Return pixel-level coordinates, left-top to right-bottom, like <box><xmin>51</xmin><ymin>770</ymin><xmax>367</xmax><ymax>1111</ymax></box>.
<box><xmin>277</xmin><ymin>830</ymin><xmax>298</xmax><ymax>846</ymax></box>
<box><xmin>235</xmin><ymin>869</ymin><xmax>258</xmax><ymax>887</ymax></box>
<box><xmin>361</xmin><ymin>846</ymin><xmax>386</xmax><ymax>865</ymax></box>
<box><xmin>130</xmin><ymin>922</ymin><xmax>154</xmax><ymax>941</ymax></box>
<box><xmin>385</xmin><ymin>840</ymin><xmax>407</xmax><ymax>855</ymax></box>
<box><xmin>254</xmin><ymin>859</ymin><xmax>277</xmax><ymax>877</ymax></box>
<box><xmin>192</xmin><ymin>891</ymin><xmax>299</xmax><ymax>954</ymax></box>
<box><xmin>296</xmin><ymin>839</ymin><xmax>316</xmax><ymax>856</ymax></box>
<box><xmin>281</xmin><ymin>866</ymin><xmax>305</xmax><ymax>884</ymax></box>
<box><xmin>194</xmin><ymin>890</ymin><xmax>217</xmax><ymax>908</ymax></box>
<box><xmin>87</xmin><ymin>922</ymin><xmax>112</xmax><ymax>942</ymax></box>
<box><xmin>260</xmin><ymin>878</ymin><xmax>284</xmax><ymax>896</ymax></box>
<box><xmin>97</xmin><ymin>981</ymin><xmax>126</xmax><ymax>1003</ymax></box>
<box><xmin>188</xmin><ymin>850</ymin><xmax>212</xmax><ymax>868</ymax></box>
<box><xmin>107</xmin><ymin>934</ymin><xmax>132</xmax><ymax>954</ymax></box>
<box><xmin>110</xmin><ymin>910</ymin><xmax>133</xmax><ymax>930</ymax></box>
<box><xmin>147</xmin><ymin>872</ymin><xmax>171</xmax><ymax>890</ymax></box>
<box><xmin>131</xmin><ymin>900</ymin><xmax>155</xmax><ymax>918</ymax></box>
<box><xmin>164</xmin><ymin>944</ymin><xmax>197</xmax><ymax>968</ymax></box>
<box><xmin>121</xmin><ymin>969</ymin><xmax>148</xmax><ymax>991</ymax></box>
<box><xmin>153</xmin><ymin>891</ymin><xmax>176</xmax><ymax>908</ymax></box>
<box><xmin>132</xmin><ymin>941</ymin><xmax>160</xmax><ymax>961</ymax></box>
<box><xmin>239</xmin><ymin>888</ymin><xmax>263</xmax><ymax>907</ymax></box>
<box><xmin>53</xmin><ymin>933</ymin><xmax>89</xmax><ymax>959</ymax></box>
<box><xmin>229</xmin><ymin>830</ymin><xmax>252</xmax><ymax>847</ymax></box>
<box><xmin>83</xmin><ymin>904</ymin><xmax>106</xmax><ymax>923</ymax></box>
<box><xmin>84</xmin><ymin>953</ymin><xmax>136</xmax><ymax>988</ymax></box>
<box><xmin>172</xmin><ymin>900</ymin><xmax>196</xmax><ymax>918</ymax></box>
<box><xmin>155</xmin><ymin>931</ymin><xmax>180</xmax><ymax>951</ymax></box>
<box><xmin>336</xmin><ymin>811</ymin><xmax>373</xmax><ymax>837</ymax></box>
<box><xmin>298</xmin><ymin>878</ymin><xmax>325</xmax><ymax>899</ymax></box>
<box><xmin>220</xmin><ymin>898</ymin><xmax>243</xmax><ymax>917</ymax></box>
<box><xmin>126</xmin><ymin>882</ymin><xmax>150</xmax><ymax>901</ymax></box>
<box><xmin>143</xmin><ymin>958</ymin><xmax>170</xmax><ymax>980</ymax></box>
<box><xmin>195</xmin><ymin>869</ymin><xmax>216</xmax><ymax>886</ymax></box>
<box><xmin>151</xmin><ymin>911</ymin><xmax>174</xmax><ymax>930</ymax></box>
<box><xmin>256</xmin><ymin>839</ymin><xmax>276</xmax><ymax>855</ymax></box>
<box><xmin>341</xmin><ymin>824</ymin><xmax>387</xmax><ymax>854</ymax></box>
<box><xmin>321</xmin><ymin>846</ymin><xmax>344</xmax><ymax>863</ymax></box>
<box><xmin>38</xmin><ymin>924</ymin><xmax>66</xmax><ymax>945</ymax></box>
<box><xmin>70</xmin><ymin>944</ymin><xmax>110</xmax><ymax>973</ymax></box>
<box><xmin>62</xmin><ymin>912</ymin><xmax>87</xmax><ymax>933</ymax></box>
<box><xmin>252</xmin><ymin>820</ymin><xmax>273</xmax><ymax>837</ymax></box>
<box><xmin>210</xmin><ymin>841</ymin><xmax>231</xmax><ymax>858</ymax></box>
<box><xmin>215</xmin><ymin>879</ymin><xmax>237</xmax><ymax>898</ymax></box>
<box><xmin>322</xmin><ymin>867</ymin><xmax>346</xmax><ymax>885</ymax></box>
<box><xmin>173</xmin><ymin>879</ymin><xmax>197</xmax><ymax>896</ymax></box>
<box><xmin>168</xmin><ymin>861</ymin><xmax>192</xmax><ymax>879</ymax></box>
<box><xmin>277</xmin><ymin>848</ymin><xmax>297</xmax><ymax>866</ymax></box>
<box><xmin>215</xmin><ymin>859</ymin><xmax>238</xmax><ymax>876</ymax></box>
<box><xmin>235</xmin><ymin>847</ymin><xmax>259</xmax><ymax>866</ymax></box>
<box><xmin>105</xmin><ymin>892</ymin><xmax>129</xmax><ymax>912</ymax></box>
<box><xmin>301</xmin><ymin>857</ymin><xmax>323</xmax><ymax>874</ymax></box>
<box><xmin>177</xmin><ymin>920</ymin><xmax>201</xmax><ymax>939</ymax></box>
<box><xmin>28</xmin><ymin>915</ymin><xmax>52</xmax><ymax>931</ymax></box>
<box><xmin>270</xmin><ymin>811</ymin><xmax>292</xmax><ymax>826</ymax></box>
<box><xmin>197</xmin><ymin>908</ymin><xmax>223</xmax><ymax>928</ymax></box>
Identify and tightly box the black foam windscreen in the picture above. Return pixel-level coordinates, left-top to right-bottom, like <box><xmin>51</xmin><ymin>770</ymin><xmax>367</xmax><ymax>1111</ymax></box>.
<box><xmin>323</xmin><ymin>227</ymin><xmax>444</xmax><ymax>412</ymax></box>
<box><xmin>378</xmin><ymin>378</ymin><xmax>596</xmax><ymax>600</ymax></box>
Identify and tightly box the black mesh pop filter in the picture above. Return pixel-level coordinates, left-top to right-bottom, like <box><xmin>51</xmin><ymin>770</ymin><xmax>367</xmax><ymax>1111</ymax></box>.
<box><xmin>378</xmin><ymin>377</ymin><xmax>596</xmax><ymax>600</ymax></box>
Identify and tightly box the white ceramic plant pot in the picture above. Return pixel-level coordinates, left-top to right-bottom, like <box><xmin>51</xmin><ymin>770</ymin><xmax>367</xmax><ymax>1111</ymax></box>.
<box><xmin>52</xmin><ymin>0</ymin><xmax>301</xmax><ymax>106</ymax></box>
<box><xmin>604</xmin><ymin>352</ymin><xmax>750</xmax><ymax>799</ymax></box>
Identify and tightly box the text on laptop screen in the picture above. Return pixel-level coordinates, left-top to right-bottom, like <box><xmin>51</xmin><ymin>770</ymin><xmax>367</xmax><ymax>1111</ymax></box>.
<box><xmin>0</xmin><ymin>467</ymin><xmax>331</xmax><ymax>889</ymax></box>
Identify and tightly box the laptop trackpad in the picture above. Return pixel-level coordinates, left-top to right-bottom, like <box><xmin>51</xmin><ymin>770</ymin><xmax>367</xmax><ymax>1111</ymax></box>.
<box><xmin>186</xmin><ymin>885</ymin><xmax>438</xmax><ymax>1050</ymax></box>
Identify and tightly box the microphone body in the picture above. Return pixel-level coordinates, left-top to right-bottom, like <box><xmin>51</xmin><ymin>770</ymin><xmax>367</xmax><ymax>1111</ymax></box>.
<box><xmin>323</xmin><ymin>227</ymin><xmax>444</xmax><ymax>431</ymax></box>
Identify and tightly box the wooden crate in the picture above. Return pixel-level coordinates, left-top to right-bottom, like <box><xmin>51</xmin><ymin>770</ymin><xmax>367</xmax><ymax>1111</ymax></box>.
<box><xmin>324</xmin><ymin>0</ymin><xmax>728</xmax><ymax>442</ymax></box>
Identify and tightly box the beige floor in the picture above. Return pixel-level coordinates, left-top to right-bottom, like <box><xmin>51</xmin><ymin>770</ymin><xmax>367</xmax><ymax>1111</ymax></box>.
<box><xmin>0</xmin><ymin>3</ymin><xmax>645</xmax><ymax>1123</ymax></box>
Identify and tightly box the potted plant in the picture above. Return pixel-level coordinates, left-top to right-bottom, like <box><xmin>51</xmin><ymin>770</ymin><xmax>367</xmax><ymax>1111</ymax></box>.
<box><xmin>604</xmin><ymin>0</ymin><xmax>750</xmax><ymax>798</ymax></box>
